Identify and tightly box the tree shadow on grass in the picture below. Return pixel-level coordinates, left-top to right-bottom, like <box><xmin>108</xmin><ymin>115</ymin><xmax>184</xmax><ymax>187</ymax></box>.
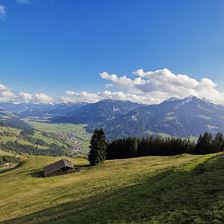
<box><xmin>2</xmin><ymin>154</ymin><xmax>224</xmax><ymax>224</ymax></box>
<box><xmin>30</xmin><ymin>169</ymin><xmax>44</xmax><ymax>178</ymax></box>
<box><xmin>76</xmin><ymin>164</ymin><xmax>91</xmax><ymax>168</ymax></box>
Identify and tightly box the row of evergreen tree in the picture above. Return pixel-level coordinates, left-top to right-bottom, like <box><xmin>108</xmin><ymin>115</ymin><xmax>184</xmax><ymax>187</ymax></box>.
<box><xmin>106</xmin><ymin>132</ymin><xmax>224</xmax><ymax>160</ymax></box>
<box><xmin>88</xmin><ymin>129</ymin><xmax>224</xmax><ymax>165</ymax></box>
<box><xmin>0</xmin><ymin>141</ymin><xmax>67</xmax><ymax>157</ymax></box>
<box><xmin>0</xmin><ymin>155</ymin><xmax>21</xmax><ymax>166</ymax></box>
<box><xmin>196</xmin><ymin>132</ymin><xmax>224</xmax><ymax>154</ymax></box>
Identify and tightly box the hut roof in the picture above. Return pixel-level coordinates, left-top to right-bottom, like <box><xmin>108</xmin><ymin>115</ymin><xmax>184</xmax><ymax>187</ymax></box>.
<box><xmin>44</xmin><ymin>159</ymin><xmax>74</xmax><ymax>176</ymax></box>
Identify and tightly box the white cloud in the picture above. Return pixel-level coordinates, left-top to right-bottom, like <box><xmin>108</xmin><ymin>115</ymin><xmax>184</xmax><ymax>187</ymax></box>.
<box><xmin>19</xmin><ymin>92</ymin><xmax>33</xmax><ymax>102</ymax></box>
<box><xmin>16</xmin><ymin>0</ymin><xmax>31</xmax><ymax>5</ymax></box>
<box><xmin>0</xmin><ymin>5</ymin><xmax>6</xmax><ymax>20</ymax></box>
<box><xmin>60</xmin><ymin>90</ymin><xmax>101</xmax><ymax>103</ymax></box>
<box><xmin>100</xmin><ymin>72</ymin><xmax>145</xmax><ymax>93</ymax></box>
<box><xmin>0</xmin><ymin>68</ymin><xmax>224</xmax><ymax>105</ymax></box>
<box><xmin>33</xmin><ymin>93</ymin><xmax>54</xmax><ymax>104</ymax></box>
<box><xmin>0</xmin><ymin>83</ymin><xmax>54</xmax><ymax>104</ymax></box>
<box><xmin>100</xmin><ymin>68</ymin><xmax>224</xmax><ymax>105</ymax></box>
<box><xmin>0</xmin><ymin>84</ymin><xmax>16</xmax><ymax>101</ymax></box>
<box><xmin>59</xmin><ymin>90</ymin><xmax>158</xmax><ymax>105</ymax></box>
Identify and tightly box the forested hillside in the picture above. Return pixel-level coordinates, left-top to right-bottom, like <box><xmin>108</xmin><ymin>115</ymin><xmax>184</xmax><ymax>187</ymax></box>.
<box><xmin>0</xmin><ymin>121</ymin><xmax>90</xmax><ymax>157</ymax></box>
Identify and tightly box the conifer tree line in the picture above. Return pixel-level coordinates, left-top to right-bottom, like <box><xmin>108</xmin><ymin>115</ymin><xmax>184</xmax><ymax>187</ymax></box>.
<box><xmin>0</xmin><ymin>141</ymin><xmax>68</xmax><ymax>157</ymax></box>
<box><xmin>0</xmin><ymin>155</ymin><xmax>21</xmax><ymax>166</ymax></box>
<box><xmin>106</xmin><ymin>132</ymin><xmax>224</xmax><ymax>160</ymax></box>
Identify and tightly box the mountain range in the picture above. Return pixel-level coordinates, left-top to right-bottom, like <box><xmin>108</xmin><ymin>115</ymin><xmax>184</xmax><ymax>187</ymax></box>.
<box><xmin>1</xmin><ymin>96</ymin><xmax>224</xmax><ymax>138</ymax></box>
<box><xmin>0</xmin><ymin>102</ymin><xmax>86</xmax><ymax>119</ymax></box>
<box><xmin>105</xmin><ymin>96</ymin><xmax>224</xmax><ymax>138</ymax></box>
<box><xmin>0</xmin><ymin>108</ymin><xmax>31</xmax><ymax>130</ymax></box>
<box><xmin>50</xmin><ymin>96</ymin><xmax>224</xmax><ymax>138</ymax></box>
<box><xmin>52</xmin><ymin>99</ymin><xmax>143</xmax><ymax>131</ymax></box>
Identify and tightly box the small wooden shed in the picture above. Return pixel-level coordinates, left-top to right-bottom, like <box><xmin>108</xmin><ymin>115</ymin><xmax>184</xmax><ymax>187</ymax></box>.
<box><xmin>43</xmin><ymin>159</ymin><xmax>74</xmax><ymax>177</ymax></box>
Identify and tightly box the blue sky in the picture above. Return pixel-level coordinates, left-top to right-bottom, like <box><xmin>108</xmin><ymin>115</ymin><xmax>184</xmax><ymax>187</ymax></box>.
<box><xmin>0</xmin><ymin>0</ymin><xmax>224</xmax><ymax>104</ymax></box>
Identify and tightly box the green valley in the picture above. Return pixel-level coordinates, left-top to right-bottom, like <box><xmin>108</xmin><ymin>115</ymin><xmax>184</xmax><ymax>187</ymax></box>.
<box><xmin>0</xmin><ymin>121</ymin><xmax>90</xmax><ymax>157</ymax></box>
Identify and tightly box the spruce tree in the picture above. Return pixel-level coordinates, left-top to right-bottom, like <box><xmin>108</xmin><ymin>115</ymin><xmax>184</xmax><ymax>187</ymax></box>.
<box><xmin>196</xmin><ymin>132</ymin><xmax>213</xmax><ymax>154</ymax></box>
<box><xmin>88</xmin><ymin>128</ymin><xmax>107</xmax><ymax>166</ymax></box>
<box><xmin>213</xmin><ymin>132</ymin><xmax>224</xmax><ymax>152</ymax></box>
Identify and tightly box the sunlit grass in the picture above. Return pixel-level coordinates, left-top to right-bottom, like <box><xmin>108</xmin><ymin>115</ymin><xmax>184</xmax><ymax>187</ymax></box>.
<box><xmin>1</xmin><ymin>153</ymin><xmax>220</xmax><ymax>223</ymax></box>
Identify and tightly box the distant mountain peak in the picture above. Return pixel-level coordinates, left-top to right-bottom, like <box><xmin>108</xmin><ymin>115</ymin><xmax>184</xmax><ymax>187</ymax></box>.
<box><xmin>164</xmin><ymin>96</ymin><xmax>201</xmax><ymax>104</ymax></box>
<box><xmin>184</xmin><ymin>95</ymin><xmax>200</xmax><ymax>100</ymax></box>
<box><xmin>162</xmin><ymin>96</ymin><xmax>215</xmax><ymax>106</ymax></box>
<box><xmin>100</xmin><ymin>99</ymin><xmax>141</xmax><ymax>104</ymax></box>
<box><xmin>165</xmin><ymin>97</ymin><xmax>180</xmax><ymax>102</ymax></box>
<box><xmin>181</xmin><ymin>96</ymin><xmax>215</xmax><ymax>106</ymax></box>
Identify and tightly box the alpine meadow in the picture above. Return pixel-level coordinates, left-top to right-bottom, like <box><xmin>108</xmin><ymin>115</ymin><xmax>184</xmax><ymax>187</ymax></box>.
<box><xmin>1</xmin><ymin>1</ymin><xmax>224</xmax><ymax>224</ymax></box>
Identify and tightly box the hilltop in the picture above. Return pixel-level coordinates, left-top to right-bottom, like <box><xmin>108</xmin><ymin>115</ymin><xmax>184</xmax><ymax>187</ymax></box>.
<box><xmin>1</xmin><ymin>153</ymin><xmax>224</xmax><ymax>223</ymax></box>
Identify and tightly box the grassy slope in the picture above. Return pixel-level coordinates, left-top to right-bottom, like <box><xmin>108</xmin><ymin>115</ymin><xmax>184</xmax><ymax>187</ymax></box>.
<box><xmin>1</xmin><ymin>153</ymin><xmax>224</xmax><ymax>223</ymax></box>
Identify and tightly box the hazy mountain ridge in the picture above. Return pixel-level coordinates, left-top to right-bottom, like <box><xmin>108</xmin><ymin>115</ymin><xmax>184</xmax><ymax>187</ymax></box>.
<box><xmin>52</xmin><ymin>99</ymin><xmax>144</xmax><ymax>131</ymax></box>
<box><xmin>2</xmin><ymin>97</ymin><xmax>224</xmax><ymax>138</ymax></box>
<box><xmin>106</xmin><ymin>96</ymin><xmax>224</xmax><ymax>138</ymax></box>
<box><xmin>0</xmin><ymin>108</ymin><xmax>31</xmax><ymax>130</ymax></box>
<box><xmin>0</xmin><ymin>102</ymin><xmax>87</xmax><ymax>119</ymax></box>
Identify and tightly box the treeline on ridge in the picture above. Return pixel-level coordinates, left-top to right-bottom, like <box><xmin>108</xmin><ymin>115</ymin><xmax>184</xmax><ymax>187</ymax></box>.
<box><xmin>0</xmin><ymin>128</ymin><xmax>72</xmax><ymax>157</ymax></box>
<box><xmin>0</xmin><ymin>141</ymin><xmax>68</xmax><ymax>157</ymax></box>
<box><xmin>0</xmin><ymin>155</ymin><xmax>21</xmax><ymax>166</ymax></box>
<box><xmin>106</xmin><ymin>132</ymin><xmax>224</xmax><ymax>160</ymax></box>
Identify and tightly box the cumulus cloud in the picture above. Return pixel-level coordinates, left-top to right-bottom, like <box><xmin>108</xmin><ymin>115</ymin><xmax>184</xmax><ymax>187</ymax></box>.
<box><xmin>0</xmin><ymin>68</ymin><xmax>224</xmax><ymax>105</ymax></box>
<box><xmin>0</xmin><ymin>83</ymin><xmax>54</xmax><ymax>104</ymax></box>
<box><xmin>33</xmin><ymin>93</ymin><xmax>54</xmax><ymax>104</ymax></box>
<box><xmin>59</xmin><ymin>90</ymin><xmax>163</xmax><ymax>105</ymax></box>
<box><xmin>19</xmin><ymin>92</ymin><xmax>33</xmax><ymax>102</ymax></box>
<box><xmin>100</xmin><ymin>68</ymin><xmax>224</xmax><ymax>105</ymax></box>
<box><xmin>0</xmin><ymin>5</ymin><xmax>6</xmax><ymax>20</ymax></box>
<box><xmin>100</xmin><ymin>72</ymin><xmax>145</xmax><ymax>93</ymax></box>
<box><xmin>60</xmin><ymin>90</ymin><xmax>101</xmax><ymax>103</ymax></box>
<box><xmin>0</xmin><ymin>84</ymin><xmax>16</xmax><ymax>101</ymax></box>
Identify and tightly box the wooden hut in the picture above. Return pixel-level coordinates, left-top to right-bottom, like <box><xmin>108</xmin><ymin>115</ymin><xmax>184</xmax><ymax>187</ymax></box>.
<box><xmin>43</xmin><ymin>159</ymin><xmax>74</xmax><ymax>177</ymax></box>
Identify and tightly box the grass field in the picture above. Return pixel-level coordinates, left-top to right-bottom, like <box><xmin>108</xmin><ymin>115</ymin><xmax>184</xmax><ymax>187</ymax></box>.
<box><xmin>27</xmin><ymin>120</ymin><xmax>90</xmax><ymax>138</ymax></box>
<box><xmin>1</xmin><ymin>153</ymin><xmax>224</xmax><ymax>223</ymax></box>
